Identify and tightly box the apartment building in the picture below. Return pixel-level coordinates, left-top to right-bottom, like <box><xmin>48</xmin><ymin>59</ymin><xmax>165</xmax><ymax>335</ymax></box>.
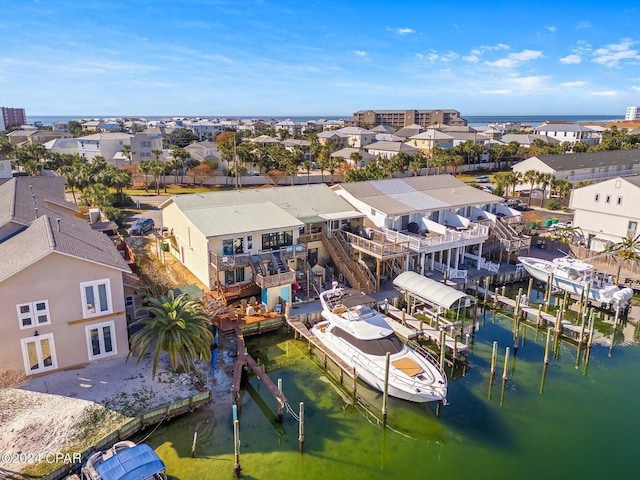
<box><xmin>1</xmin><ymin>106</ymin><xmax>27</xmax><ymax>130</ymax></box>
<box><xmin>351</xmin><ymin>109</ymin><xmax>467</xmax><ymax>129</ymax></box>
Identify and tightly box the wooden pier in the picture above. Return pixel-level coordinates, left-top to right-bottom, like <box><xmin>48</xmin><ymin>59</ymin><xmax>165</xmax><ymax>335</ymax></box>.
<box><xmin>231</xmin><ymin>326</ymin><xmax>287</xmax><ymax>405</ymax></box>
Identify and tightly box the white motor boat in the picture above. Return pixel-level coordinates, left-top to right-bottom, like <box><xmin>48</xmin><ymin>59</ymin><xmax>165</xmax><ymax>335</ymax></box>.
<box><xmin>311</xmin><ymin>284</ymin><xmax>447</xmax><ymax>404</ymax></box>
<box><xmin>518</xmin><ymin>256</ymin><xmax>634</xmax><ymax>308</ymax></box>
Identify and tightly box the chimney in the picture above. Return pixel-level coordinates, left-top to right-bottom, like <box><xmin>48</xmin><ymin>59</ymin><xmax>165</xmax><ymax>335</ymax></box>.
<box><xmin>56</xmin><ymin>218</ymin><xmax>61</xmax><ymax>232</ymax></box>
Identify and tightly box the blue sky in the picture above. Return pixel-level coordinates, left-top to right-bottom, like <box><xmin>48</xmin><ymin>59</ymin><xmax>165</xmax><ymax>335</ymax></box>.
<box><xmin>1</xmin><ymin>0</ymin><xmax>640</xmax><ymax>117</ymax></box>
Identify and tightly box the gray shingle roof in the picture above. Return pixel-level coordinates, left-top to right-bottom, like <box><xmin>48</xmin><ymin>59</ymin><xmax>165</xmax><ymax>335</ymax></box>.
<box><xmin>520</xmin><ymin>150</ymin><xmax>640</xmax><ymax>172</ymax></box>
<box><xmin>0</xmin><ymin>178</ymin><xmax>129</xmax><ymax>282</ymax></box>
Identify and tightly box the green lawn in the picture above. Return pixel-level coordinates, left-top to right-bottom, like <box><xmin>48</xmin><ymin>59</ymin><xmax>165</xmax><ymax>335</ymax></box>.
<box><xmin>121</xmin><ymin>184</ymin><xmax>235</xmax><ymax>196</ymax></box>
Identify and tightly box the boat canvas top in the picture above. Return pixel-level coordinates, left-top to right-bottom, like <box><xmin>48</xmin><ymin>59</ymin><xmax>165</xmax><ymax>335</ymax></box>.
<box><xmin>95</xmin><ymin>444</ymin><xmax>165</xmax><ymax>480</ymax></box>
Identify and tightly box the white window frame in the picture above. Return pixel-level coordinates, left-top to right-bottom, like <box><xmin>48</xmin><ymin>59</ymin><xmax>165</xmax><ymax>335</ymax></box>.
<box><xmin>16</xmin><ymin>300</ymin><xmax>51</xmax><ymax>330</ymax></box>
<box><xmin>85</xmin><ymin>321</ymin><xmax>117</xmax><ymax>360</ymax></box>
<box><xmin>20</xmin><ymin>333</ymin><xmax>58</xmax><ymax>375</ymax></box>
<box><xmin>80</xmin><ymin>279</ymin><xmax>112</xmax><ymax>318</ymax></box>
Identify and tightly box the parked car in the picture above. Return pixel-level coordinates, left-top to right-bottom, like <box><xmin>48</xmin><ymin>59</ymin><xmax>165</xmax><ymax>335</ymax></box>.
<box><xmin>128</xmin><ymin>218</ymin><xmax>155</xmax><ymax>235</ymax></box>
<box><xmin>476</xmin><ymin>175</ymin><xmax>491</xmax><ymax>183</ymax></box>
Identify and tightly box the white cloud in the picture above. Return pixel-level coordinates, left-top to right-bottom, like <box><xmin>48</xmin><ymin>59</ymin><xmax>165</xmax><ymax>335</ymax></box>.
<box><xmin>631</xmin><ymin>86</ymin><xmax>640</xmax><ymax>92</ymax></box>
<box><xmin>576</xmin><ymin>21</ymin><xmax>591</xmax><ymax>29</ymax></box>
<box><xmin>592</xmin><ymin>39</ymin><xmax>640</xmax><ymax>68</ymax></box>
<box><xmin>545</xmin><ymin>26</ymin><xmax>557</xmax><ymax>32</ymax></box>
<box><xmin>386</xmin><ymin>26</ymin><xmax>415</xmax><ymax>35</ymax></box>
<box><xmin>588</xmin><ymin>90</ymin><xmax>619</xmax><ymax>96</ymax></box>
<box><xmin>481</xmin><ymin>89</ymin><xmax>512</xmax><ymax>95</ymax></box>
<box><xmin>560</xmin><ymin>81</ymin><xmax>587</xmax><ymax>87</ymax></box>
<box><xmin>485</xmin><ymin>49</ymin><xmax>543</xmax><ymax>68</ymax></box>
<box><xmin>354</xmin><ymin>50</ymin><xmax>368</xmax><ymax>57</ymax></box>
<box><xmin>464</xmin><ymin>43</ymin><xmax>509</xmax><ymax>63</ymax></box>
<box><xmin>560</xmin><ymin>54</ymin><xmax>582</xmax><ymax>64</ymax></box>
<box><xmin>505</xmin><ymin>75</ymin><xmax>549</xmax><ymax>91</ymax></box>
<box><xmin>416</xmin><ymin>50</ymin><xmax>458</xmax><ymax>63</ymax></box>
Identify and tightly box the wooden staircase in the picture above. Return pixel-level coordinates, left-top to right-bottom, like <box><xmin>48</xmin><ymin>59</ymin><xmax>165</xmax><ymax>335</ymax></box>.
<box><xmin>321</xmin><ymin>232</ymin><xmax>375</xmax><ymax>294</ymax></box>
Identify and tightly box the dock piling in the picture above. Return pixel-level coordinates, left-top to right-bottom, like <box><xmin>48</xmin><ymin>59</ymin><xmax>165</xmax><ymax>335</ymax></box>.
<box><xmin>233</xmin><ymin>419</ymin><xmax>241</xmax><ymax>476</ymax></box>
<box><xmin>382</xmin><ymin>352</ymin><xmax>390</xmax><ymax>424</ymax></box>
<box><xmin>191</xmin><ymin>431</ymin><xmax>197</xmax><ymax>458</ymax></box>
<box><xmin>490</xmin><ymin>341</ymin><xmax>498</xmax><ymax>376</ymax></box>
<box><xmin>298</xmin><ymin>402</ymin><xmax>305</xmax><ymax>452</ymax></box>
<box><xmin>277</xmin><ymin>379</ymin><xmax>284</xmax><ymax>423</ymax></box>
<box><xmin>439</xmin><ymin>328</ymin><xmax>446</xmax><ymax>368</ymax></box>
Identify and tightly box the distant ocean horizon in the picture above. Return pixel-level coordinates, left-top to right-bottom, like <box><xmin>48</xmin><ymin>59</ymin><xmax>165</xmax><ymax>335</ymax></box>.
<box><xmin>27</xmin><ymin>113</ymin><xmax>624</xmax><ymax>127</ymax></box>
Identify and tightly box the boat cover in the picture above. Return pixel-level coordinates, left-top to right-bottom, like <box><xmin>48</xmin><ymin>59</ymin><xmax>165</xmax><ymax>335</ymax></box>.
<box><xmin>393</xmin><ymin>271</ymin><xmax>475</xmax><ymax>310</ymax></box>
<box><xmin>95</xmin><ymin>444</ymin><xmax>165</xmax><ymax>480</ymax></box>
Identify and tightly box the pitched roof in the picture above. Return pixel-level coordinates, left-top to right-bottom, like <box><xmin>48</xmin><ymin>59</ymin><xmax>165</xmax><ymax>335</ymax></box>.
<box><xmin>520</xmin><ymin>150</ymin><xmax>640</xmax><ymax>172</ymax></box>
<box><xmin>335</xmin><ymin>175</ymin><xmax>502</xmax><ymax>216</ymax></box>
<box><xmin>535</xmin><ymin>123</ymin><xmax>594</xmax><ymax>133</ymax></box>
<box><xmin>410</xmin><ymin>130</ymin><xmax>455</xmax><ymax>141</ymax></box>
<box><xmin>363</xmin><ymin>141</ymin><xmax>419</xmax><ymax>153</ymax></box>
<box><xmin>0</xmin><ymin>177</ymin><xmax>129</xmax><ymax>282</ymax></box>
<box><xmin>331</xmin><ymin>147</ymin><xmax>376</xmax><ymax>161</ymax></box>
<box><xmin>162</xmin><ymin>184</ymin><xmax>364</xmax><ymax>227</ymax></box>
<box><xmin>0</xmin><ymin>214</ymin><xmax>129</xmax><ymax>283</ymax></box>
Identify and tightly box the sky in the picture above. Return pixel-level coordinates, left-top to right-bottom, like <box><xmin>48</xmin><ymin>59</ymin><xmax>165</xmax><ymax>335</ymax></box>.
<box><xmin>1</xmin><ymin>0</ymin><xmax>640</xmax><ymax>117</ymax></box>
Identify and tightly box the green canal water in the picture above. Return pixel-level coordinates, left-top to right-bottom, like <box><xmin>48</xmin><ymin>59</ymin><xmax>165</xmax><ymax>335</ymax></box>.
<box><xmin>144</xmin><ymin>309</ymin><xmax>640</xmax><ymax>480</ymax></box>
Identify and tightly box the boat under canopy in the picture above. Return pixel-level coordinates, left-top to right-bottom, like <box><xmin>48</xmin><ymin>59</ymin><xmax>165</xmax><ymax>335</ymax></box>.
<box><xmin>393</xmin><ymin>271</ymin><xmax>475</xmax><ymax>319</ymax></box>
<box><xmin>95</xmin><ymin>444</ymin><xmax>166</xmax><ymax>480</ymax></box>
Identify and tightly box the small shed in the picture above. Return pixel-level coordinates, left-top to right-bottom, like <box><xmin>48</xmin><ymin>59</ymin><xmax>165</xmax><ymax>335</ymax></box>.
<box><xmin>393</xmin><ymin>271</ymin><xmax>475</xmax><ymax>320</ymax></box>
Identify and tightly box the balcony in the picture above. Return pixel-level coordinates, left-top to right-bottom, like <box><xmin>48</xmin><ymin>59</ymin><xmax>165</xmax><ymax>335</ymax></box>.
<box><xmin>210</xmin><ymin>251</ymin><xmax>252</xmax><ymax>270</ymax></box>
<box><xmin>255</xmin><ymin>270</ymin><xmax>297</xmax><ymax>289</ymax></box>
<box><xmin>381</xmin><ymin>223</ymin><xmax>489</xmax><ymax>253</ymax></box>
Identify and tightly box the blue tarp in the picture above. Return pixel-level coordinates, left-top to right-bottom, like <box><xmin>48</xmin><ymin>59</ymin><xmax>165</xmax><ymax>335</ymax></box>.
<box><xmin>95</xmin><ymin>444</ymin><xmax>165</xmax><ymax>480</ymax></box>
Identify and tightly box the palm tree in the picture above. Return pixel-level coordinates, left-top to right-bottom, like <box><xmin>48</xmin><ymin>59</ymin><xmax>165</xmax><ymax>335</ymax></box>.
<box><xmin>139</xmin><ymin>159</ymin><xmax>152</xmax><ymax>192</ymax></box>
<box><xmin>128</xmin><ymin>291</ymin><xmax>214</xmax><ymax>380</ymax></box>
<box><xmin>121</xmin><ymin>145</ymin><xmax>133</xmax><ymax>165</ymax></box>
<box><xmin>523</xmin><ymin>169</ymin><xmax>539</xmax><ymax>206</ymax></box>
<box><xmin>302</xmin><ymin>159</ymin><xmax>312</xmax><ymax>184</ymax></box>
<box><xmin>538</xmin><ymin>172</ymin><xmax>555</xmax><ymax>207</ymax></box>
<box><xmin>552</xmin><ymin>178</ymin><xmax>572</xmax><ymax>201</ymax></box>
<box><xmin>604</xmin><ymin>234</ymin><xmax>640</xmax><ymax>284</ymax></box>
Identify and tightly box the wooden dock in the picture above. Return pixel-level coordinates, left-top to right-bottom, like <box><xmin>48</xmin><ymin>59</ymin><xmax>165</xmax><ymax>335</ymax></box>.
<box><xmin>231</xmin><ymin>326</ymin><xmax>287</xmax><ymax>405</ymax></box>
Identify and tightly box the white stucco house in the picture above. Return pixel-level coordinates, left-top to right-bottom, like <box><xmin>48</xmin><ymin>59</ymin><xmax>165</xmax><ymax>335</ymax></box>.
<box><xmin>533</xmin><ymin>122</ymin><xmax>599</xmax><ymax>146</ymax></box>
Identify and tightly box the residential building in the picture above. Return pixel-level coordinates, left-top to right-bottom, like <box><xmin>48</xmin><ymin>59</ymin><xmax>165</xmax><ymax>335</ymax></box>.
<box><xmin>363</xmin><ymin>141</ymin><xmax>419</xmax><ymax>159</ymax></box>
<box><xmin>77</xmin><ymin>132</ymin><xmax>133</xmax><ymax>162</ymax></box>
<box><xmin>330</xmin><ymin>147</ymin><xmax>376</xmax><ymax>169</ymax></box>
<box><xmin>184</xmin><ymin>141</ymin><xmax>221</xmax><ymax>163</ymax></box>
<box><xmin>183</xmin><ymin>119</ymin><xmax>226</xmax><ymax>140</ymax></box>
<box><xmin>408</xmin><ymin>129</ymin><xmax>455</xmax><ymax>152</ymax></box>
<box><xmin>0</xmin><ymin>177</ymin><xmax>131</xmax><ymax>376</ymax></box>
<box><xmin>159</xmin><ymin>184</ymin><xmax>366</xmax><ymax>306</ymax></box>
<box><xmin>1</xmin><ymin>107</ymin><xmax>27</xmax><ymax>130</ymax></box>
<box><xmin>42</xmin><ymin>138</ymin><xmax>79</xmax><ymax>156</ymax></box>
<box><xmin>333</xmin><ymin>127</ymin><xmax>376</xmax><ymax>148</ymax></box>
<box><xmin>282</xmin><ymin>139</ymin><xmax>312</xmax><ymax>160</ymax></box>
<box><xmin>0</xmin><ymin>159</ymin><xmax>11</xmax><ymax>178</ymax></box>
<box><xmin>625</xmin><ymin>106</ymin><xmax>640</xmax><ymax>121</ymax></box>
<box><xmin>129</xmin><ymin>133</ymin><xmax>164</xmax><ymax>165</ymax></box>
<box><xmin>512</xmin><ymin>150</ymin><xmax>640</xmax><ymax>184</ymax></box>
<box><xmin>317</xmin><ymin>131</ymin><xmax>349</xmax><ymax>148</ymax></box>
<box><xmin>351</xmin><ymin>109</ymin><xmax>466</xmax><ymax>129</ymax></box>
<box><xmin>569</xmin><ymin>176</ymin><xmax>640</xmax><ymax>251</ymax></box>
<box><xmin>533</xmin><ymin>122</ymin><xmax>599</xmax><ymax>146</ymax></box>
<box><xmin>52</xmin><ymin>121</ymin><xmax>69</xmax><ymax>132</ymax></box>
<box><xmin>500</xmin><ymin>133</ymin><xmax>561</xmax><ymax>148</ymax></box>
<box><xmin>332</xmin><ymin>175</ymin><xmax>519</xmax><ymax>284</ymax></box>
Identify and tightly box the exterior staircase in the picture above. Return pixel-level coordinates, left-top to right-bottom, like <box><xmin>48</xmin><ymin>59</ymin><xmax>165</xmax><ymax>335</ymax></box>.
<box><xmin>321</xmin><ymin>232</ymin><xmax>375</xmax><ymax>293</ymax></box>
<box><xmin>490</xmin><ymin>218</ymin><xmax>531</xmax><ymax>256</ymax></box>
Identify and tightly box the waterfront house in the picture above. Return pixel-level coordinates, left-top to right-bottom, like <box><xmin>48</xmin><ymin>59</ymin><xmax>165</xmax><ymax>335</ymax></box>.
<box><xmin>0</xmin><ymin>177</ymin><xmax>130</xmax><ymax>377</ymax></box>
<box><xmin>569</xmin><ymin>176</ymin><xmax>640</xmax><ymax>251</ymax></box>
<box><xmin>332</xmin><ymin>175</ymin><xmax>522</xmax><ymax>286</ymax></box>
<box><xmin>159</xmin><ymin>184</ymin><xmax>367</xmax><ymax>306</ymax></box>
<box><xmin>77</xmin><ymin>132</ymin><xmax>133</xmax><ymax>163</ymax></box>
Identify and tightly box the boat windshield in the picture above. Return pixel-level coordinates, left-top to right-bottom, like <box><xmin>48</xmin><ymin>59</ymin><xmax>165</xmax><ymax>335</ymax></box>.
<box><xmin>332</xmin><ymin>327</ymin><xmax>404</xmax><ymax>356</ymax></box>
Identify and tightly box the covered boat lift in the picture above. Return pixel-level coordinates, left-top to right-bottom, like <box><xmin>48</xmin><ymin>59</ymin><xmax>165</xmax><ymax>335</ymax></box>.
<box><xmin>393</xmin><ymin>271</ymin><xmax>476</xmax><ymax>321</ymax></box>
<box><xmin>94</xmin><ymin>443</ymin><xmax>166</xmax><ymax>480</ymax></box>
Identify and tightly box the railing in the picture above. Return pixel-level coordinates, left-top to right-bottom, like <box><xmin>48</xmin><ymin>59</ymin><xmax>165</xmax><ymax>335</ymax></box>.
<box><xmin>255</xmin><ymin>270</ymin><xmax>297</xmax><ymax>288</ymax></box>
<box><xmin>343</xmin><ymin>230</ymin><xmax>411</xmax><ymax>257</ymax></box>
<box><xmin>479</xmin><ymin>257</ymin><xmax>501</xmax><ymax>273</ymax></box>
<box><xmin>298</xmin><ymin>231</ymin><xmax>325</xmax><ymax>243</ymax></box>
<box><xmin>381</xmin><ymin>223</ymin><xmax>489</xmax><ymax>253</ymax></box>
<box><xmin>278</xmin><ymin>244</ymin><xmax>308</xmax><ymax>260</ymax></box>
<box><xmin>210</xmin><ymin>250</ymin><xmax>253</xmax><ymax>269</ymax></box>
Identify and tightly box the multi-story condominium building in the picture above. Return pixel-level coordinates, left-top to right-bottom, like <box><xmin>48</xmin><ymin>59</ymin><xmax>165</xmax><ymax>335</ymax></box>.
<box><xmin>625</xmin><ymin>106</ymin><xmax>640</xmax><ymax>121</ymax></box>
<box><xmin>183</xmin><ymin>120</ymin><xmax>226</xmax><ymax>140</ymax></box>
<box><xmin>1</xmin><ymin>106</ymin><xmax>27</xmax><ymax>130</ymax></box>
<box><xmin>351</xmin><ymin>109</ymin><xmax>467</xmax><ymax>129</ymax></box>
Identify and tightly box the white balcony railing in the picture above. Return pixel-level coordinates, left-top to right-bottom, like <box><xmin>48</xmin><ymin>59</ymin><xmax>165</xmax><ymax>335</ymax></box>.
<box><xmin>382</xmin><ymin>223</ymin><xmax>489</xmax><ymax>253</ymax></box>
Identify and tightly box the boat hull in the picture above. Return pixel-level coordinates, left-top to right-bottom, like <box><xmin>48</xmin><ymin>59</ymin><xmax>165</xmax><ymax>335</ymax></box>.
<box><xmin>311</xmin><ymin>322</ymin><xmax>446</xmax><ymax>403</ymax></box>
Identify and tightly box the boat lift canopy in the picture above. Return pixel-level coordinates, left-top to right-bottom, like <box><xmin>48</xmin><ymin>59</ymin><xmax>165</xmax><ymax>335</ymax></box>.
<box><xmin>393</xmin><ymin>271</ymin><xmax>475</xmax><ymax>314</ymax></box>
<box><xmin>95</xmin><ymin>444</ymin><xmax>166</xmax><ymax>480</ymax></box>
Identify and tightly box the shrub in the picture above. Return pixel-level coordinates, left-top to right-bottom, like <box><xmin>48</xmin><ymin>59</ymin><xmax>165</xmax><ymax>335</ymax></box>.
<box><xmin>545</xmin><ymin>199</ymin><xmax>561</xmax><ymax>210</ymax></box>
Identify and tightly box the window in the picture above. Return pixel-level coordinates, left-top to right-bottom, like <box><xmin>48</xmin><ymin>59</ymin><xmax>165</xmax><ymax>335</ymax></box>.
<box><xmin>247</xmin><ymin>235</ymin><xmax>253</xmax><ymax>250</ymax></box>
<box><xmin>628</xmin><ymin>221</ymin><xmax>638</xmax><ymax>238</ymax></box>
<box><xmin>594</xmin><ymin>194</ymin><xmax>599</xmax><ymax>202</ymax></box>
<box><xmin>80</xmin><ymin>279</ymin><xmax>112</xmax><ymax>318</ymax></box>
<box><xmin>605</xmin><ymin>195</ymin><xmax>611</xmax><ymax>204</ymax></box>
<box><xmin>85</xmin><ymin>321</ymin><xmax>116</xmax><ymax>360</ymax></box>
<box><xmin>261</xmin><ymin>231</ymin><xmax>293</xmax><ymax>250</ymax></box>
<box><xmin>21</xmin><ymin>334</ymin><xmax>57</xmax><ymax>375</ymax></box>
<box><xmin>224</xmin><ymin>268</ymin><xmax>245</xmax><ymax>285</ymax></box>
<box><xmin>617</xmin><ymin>197</ymin><xmax>622</xmax><ymax>205</ymax></box>
<box><xmin>16</xmin><ymin>300</ymin><xmax>50</xmax><ymax>329</ymax></box>
<box><xmin>125</xmin><ymin>295</ymin><xmax>135</xmax><ymax>307</ymax></box>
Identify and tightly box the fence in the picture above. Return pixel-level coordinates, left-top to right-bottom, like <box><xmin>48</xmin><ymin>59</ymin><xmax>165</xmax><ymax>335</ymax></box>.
<box><xmin>44</xmin><ymin>390</ymin><xmax>212</xmax><ymax>480</ymax></box>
